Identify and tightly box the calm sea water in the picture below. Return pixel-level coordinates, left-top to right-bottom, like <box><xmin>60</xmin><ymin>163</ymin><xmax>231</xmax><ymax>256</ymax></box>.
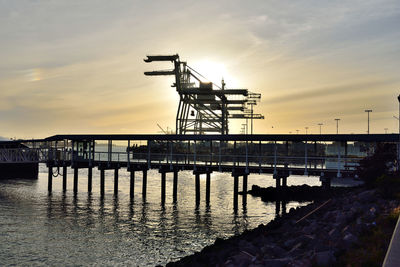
<box><xmin>0</xmin><ymin>164</ymin><xmax>320</xmax><ymax>266</ymax></box>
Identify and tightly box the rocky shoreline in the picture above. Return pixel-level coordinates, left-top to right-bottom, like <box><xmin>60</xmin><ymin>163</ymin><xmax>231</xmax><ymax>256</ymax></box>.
<box><xmin>247</xmin><ymin>184</ymin><xmax>357</xmax><ymax>202</ymax></box>
<box><xmin>166</xmin><ymin>187</ymin><xmax>399</xmax><ymax>266</ymax></box>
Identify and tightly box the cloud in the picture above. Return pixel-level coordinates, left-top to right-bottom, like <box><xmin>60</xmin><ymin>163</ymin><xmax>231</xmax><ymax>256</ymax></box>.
<box><xmin>0</xmin><ymin>0</ymin><xmax>399</xmax><ymax>136</ymax></box>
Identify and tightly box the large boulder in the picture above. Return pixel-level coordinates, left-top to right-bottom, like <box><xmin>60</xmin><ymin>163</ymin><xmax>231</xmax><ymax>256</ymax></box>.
<box><xmin>312</xmin><ymin>250</ymin><xmax>336</xmax><ymax>266</ymax></box>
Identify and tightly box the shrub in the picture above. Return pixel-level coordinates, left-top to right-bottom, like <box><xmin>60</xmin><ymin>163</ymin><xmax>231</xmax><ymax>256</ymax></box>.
<box><xmin>356</xmin><ymin>143</ymin><xmax>396</xmax><ymax>188</ymax></box>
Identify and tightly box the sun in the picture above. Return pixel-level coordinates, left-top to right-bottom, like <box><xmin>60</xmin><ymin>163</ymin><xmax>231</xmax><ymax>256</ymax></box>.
<box><xmin>191</xmin><ymin>60</ymin><xmax>239</xmax><ymax>88</ymax></box>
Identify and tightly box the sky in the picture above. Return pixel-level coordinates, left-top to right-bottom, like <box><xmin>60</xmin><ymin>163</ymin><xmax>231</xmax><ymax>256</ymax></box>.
<box><xmin>0</xmin><ymin>0</ymin><xmax>400</xmax><ymax>139</ymax></box>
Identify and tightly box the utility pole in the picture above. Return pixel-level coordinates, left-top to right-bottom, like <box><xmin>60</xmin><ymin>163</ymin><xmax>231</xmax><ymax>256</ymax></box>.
<box><xmin>365</xmin><ymin>109</ymin><xmax>372</xmax><ymax>134</ymax></box>
<box><xmin>305</xmin><ymin>127</ymin><xmax>309</xmax><ymax>135</ymax></box>
<box><xmin>318</xmin><ymin>123</ymin><xmax>323</xmax><ymax>135</ymax></box>
<box><xmin>334</xmin><ymin>118</ymin><xmax>340</xmax><ymax>134</ymax></box>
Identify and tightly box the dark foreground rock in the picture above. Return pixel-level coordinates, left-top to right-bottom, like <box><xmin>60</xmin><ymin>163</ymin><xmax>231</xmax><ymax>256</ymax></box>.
<box><xmin>248</xmin><ymin>184</ymin><xmax>357</xmax><ymax>202</ymax></box>
<box><xmin>167</xmin><ymin>187</ymin><xmax>399</xmax><ymax>267</ymax></box>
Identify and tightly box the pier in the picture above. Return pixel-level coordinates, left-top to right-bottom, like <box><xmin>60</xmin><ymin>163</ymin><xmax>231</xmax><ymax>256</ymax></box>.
<box><xmin>0</xmin><ymin>133</ymin><xmax>398</xmax><ymax>211</ymax></box>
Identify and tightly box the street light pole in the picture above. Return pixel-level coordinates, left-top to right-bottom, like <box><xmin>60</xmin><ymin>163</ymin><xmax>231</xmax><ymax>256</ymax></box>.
<box><xmin>305</xmin><ymin>127</ymin><xmax>308</xmax><ymax>135</ymax></box>
<box><xmin>334</xmin><ymin>119</ymin><xmax>340</xmax><ymax>134</ymax></box>
<box><xmin>318</xmin><ymin>123</ymin><xmax>323</xmax><ymax>135</ymax></box>
<box><xmin>397</xmin><ymin>95</ymin><xmax>400</xmax><ymax>171</ymax></box>
<box><xmin>365</xmin><ymin>109</ymin><xmax>372</xmax><ymax>134</ymax></box>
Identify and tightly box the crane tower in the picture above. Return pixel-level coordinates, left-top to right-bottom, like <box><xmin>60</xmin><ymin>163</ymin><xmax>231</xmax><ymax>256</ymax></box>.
<box><xmin>144</xmin><ymin>54</ymin><xmax>264</xmax><ymax>134</ymax></box>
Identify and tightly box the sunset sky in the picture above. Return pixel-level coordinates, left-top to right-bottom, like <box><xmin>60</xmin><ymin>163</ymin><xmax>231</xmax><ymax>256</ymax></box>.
<box><xmin>1</xmin><ymin>0</ymin><xmax>400</xmax><ymax>139</ymax></box>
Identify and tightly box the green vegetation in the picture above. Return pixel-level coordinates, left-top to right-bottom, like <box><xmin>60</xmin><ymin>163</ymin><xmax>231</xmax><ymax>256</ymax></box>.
<box><xmin>356</xmin><ymin>143</ymin><xmax>397</xmax><ymax>188</ymax></box>
<box><xmin>336</xmin><ymin>207</ymin><xmax>400</xmax><ymax>267</ymax></box>
<box><xmin>336</xmin><ymin>143</ymin><xmax>400</xmax><ymax>266</ymax></box>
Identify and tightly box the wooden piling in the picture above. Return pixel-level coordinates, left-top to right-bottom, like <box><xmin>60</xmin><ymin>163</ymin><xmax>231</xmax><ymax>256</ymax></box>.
<box><xmin>100</xmin><ymin>169</ymin><xmax>105</xmax><ymax>197</ymax></box>
<box><xmin>173</xmin><ymin>170</ymin><xmax>178</xmax><ymax>203</ymax></box>
<box><xmin>48</xmin><ymin>166</ymin><xmax>52</xmax><ymax>192</ymax></box>
<box><xmin>161</xmin><ymin>171</ymin><xmax>166</xmax><ymax>204</ymax></box>
<box><xmin>130</xmin><ymin>171</ymin><xmax>135</xmax><ymax>198</ymax></box>
<box><xmin>233</xmin><ymin>175</ymin><xmax>239</xmax><ymax>211</ymax></box>
<box><xmin>73</xmin><ymin>167</ymin><xmax>78</xmax><ymax>194</ymax></box>
<box><xmin>206</xmin><ymin>172</ymin><xmax>211</xmax><ymax>205</ymax></box>
<box><xmin>142</xmin><ymin>169</ymin><xmax>147</xmax><ymax>200</ymax></box>
<box><xmin>195</xmin><ymin>173</ymin><xmax>200</xmax><ymax>207</ymax></box>
<box><xmin>114</xmin><ymin>168</ymin><xmax>119</xmax><ymax>195</ymax></box>
<box><xmin>62</xmin><ymin>166</ymin><xmax>67</xmax><ymax>192</ymax></box>
<box><xmin>88</xmin><ymin>167</ymin><xmax>92</xmax><ymax>193</ymax></box>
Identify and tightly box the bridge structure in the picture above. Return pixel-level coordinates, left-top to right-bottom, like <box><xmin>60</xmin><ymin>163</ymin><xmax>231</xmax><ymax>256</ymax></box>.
<box><xmin>0</xmin><ymin>134</ymin><xmax>398</xmax><ymax>210</ymax></box>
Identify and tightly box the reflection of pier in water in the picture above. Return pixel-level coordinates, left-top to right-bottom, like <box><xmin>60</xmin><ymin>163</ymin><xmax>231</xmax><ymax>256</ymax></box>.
<box><xmin>0</xmin><ymin>134</ymin><xmax>397</xmax><ymax>212</ymax></box>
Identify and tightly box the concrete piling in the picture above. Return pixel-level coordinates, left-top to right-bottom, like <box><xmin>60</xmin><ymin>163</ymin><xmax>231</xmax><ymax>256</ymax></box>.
<box><xmin>114</xmin><ymin>168</ymin><xmax>119</xmax><ymax>195</ymax></box>
<box><xmin>233</xmin><ymin>175</ymin><xmax>239</xmax><ymax>211</ymax></box>
<box><xmin>73</xmin><ymin>167</ymin><xmax>78</xmax><ymax>194</ymax></box>
<box><xmin>206</xmin><ymin>172</ymin><xmax>211</xmax><ymax>205</ymax></box>
<box><xmin>242</xmin><ymin>174</ymin><xmax>248</xmax><ymax>206</ymax></box>
<box><xmin>100</xmin><ymin>169</ymin><xmax>105</xmax><ymax>197</ymax></box>
<box><xmin>48</xmin><ymin>166</ymin><xmax>53</xmax><ymax>192</ymax></box>
<box><xmin>130</xmin><ymin>171</ymin><xmax>135</xmax><ymax>198</ymax></box>
<box><xmin>161</xmin><ymin>171</ymin><xmax>166</xmax><ymax>204</ymax></box>
<box><xmin>173</xmin><ymin>170</ymin><xmax>178</xmax><ymax>203</ymax></box>
<box><xmin>62</xmin><ymin>166</ymin><xmax>67</xmax><ymax>192</ymax></box>
<box><xmin>142</xmin><ymin>169</ymin><xmax>147</xmax><ymax>200</ymax></box>
<box><xmin>195</xmin><ymin>173</ymin><xmax>200</xmax><ymax>207</ymax></box>
<box><xmin>88</xmin><ymin>167</ymin><xmax>92</xmax><ymax>193</ymax></box>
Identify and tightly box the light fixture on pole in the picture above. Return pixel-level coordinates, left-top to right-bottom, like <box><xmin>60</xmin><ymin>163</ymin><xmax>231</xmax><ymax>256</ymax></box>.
<box><xmin>305</xmin><ymin>127</ymin><xmax>309</xmax><ymax>135</ymax></box>
<box><xmin>318</xmin><ymin>123</ymin><xmax>323</xmax><ymax>135</ymax></box>
<box><xmin>296</xmin><ymin>129</ymin><xmax>299</xmax><ymax>134</ymax></box>
<box><xmin>398</xmin><ymin>95</ymin><xmax>400</xmax><ymax>134</ymax></box>
<box><xmin>365</xmin><ymin>109</ymin><xmax>372</xmax><ymax>134</ymax></box>
<box><xmin>385</xmin><ymin>128</ymin><xmax>388</xmax><ymax>134</ymax></box>
<box><xmin>334</xmin><ymin>118</ymin><xmax>340</xmax><ymax>134</ymax></box>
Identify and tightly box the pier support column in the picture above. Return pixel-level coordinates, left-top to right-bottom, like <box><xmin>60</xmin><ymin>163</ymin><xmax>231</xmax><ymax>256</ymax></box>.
<box><xmin>282</xmin><ymin>176</ymin><xmax>287</xmax><ymax>188</ymax></box>
<box><xmin>320</xmin><ymin>176</ymin><xmax>331</xmax><ymax>190</ymax></box>
<box><xmin>206</xmin><ymin>172</ymin><xmax>211</xmax><ymax>206</ymax></box>
<box><xmin>114</xmin><ymin>168</ymin><xmax>119</xmax><ymax>195</ymax></box>
<box><xmin>275</xmin><ymin>200</ymin><xmax>281</xmax><ymax>216</ymax></box>
<box><xmin>275</xmin><ymin>177</ymin><xmax>281</xmax><ymax>189</ymax></box>
<box><xmin>130</xmin><ymin>171</ymin><xmax>135</xmax><ymax>198</ymax></box>
<box><xmin>173</xmin><ymin>170</ymin><xmax>178</xmax><ymax>203</ymax></box>
<box><xmin>142</xmin><ymin>169</ymin><xmax>147</xmax><ymax>200</ymax></box>
<box><xmin>161</xmin><ymin>171</ymin><xmax>166</xmax><ymax>205</ymax></box>
<box><xmin>62</xmin><ymin>166</ymin><xmax>67</xmax><ymax>192</ymax></box>
<box><xmin>195</xmin><ymin>173</ymin><xmax>200</xmax><ymax>207</ymax></box>
<box><xmin>100</xmin><ymin>169</ymin><xmax>105</xmax><ymax>197</ymax></box>
<box><xmin>233</xmin><ymin>175</ymin><xmax>239</xmax><ymax>212</ymax></box>
<box><xmin>242</xmin><ymin>174</ymin><xmax>248</xmax><ymax>207</ymax></box>
<box><xmin>73</xmin><ymin>168</ymin><xmax>78</xmax><ymax>194</ymax></box>
<box><xmin>48</xmin><ymin>166</ymin><xmax>53</xmax><ymax>192</ymax></box>
<box><xmin>282</xmin><ymin>200</ymin><xmax>287</xmax><ymax>215</ymax></box>
<box><xmin>88</xmin><ymin>167</ymin><xmax>92</xmax><ymax>193</ymax></box>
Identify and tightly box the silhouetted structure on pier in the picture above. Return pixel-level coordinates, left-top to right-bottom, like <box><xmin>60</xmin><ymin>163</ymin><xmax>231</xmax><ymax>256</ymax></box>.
<box><xmin>144</xmin><ymin>54</ymin><xmax>264</xmax><ymax>134</ymax></box>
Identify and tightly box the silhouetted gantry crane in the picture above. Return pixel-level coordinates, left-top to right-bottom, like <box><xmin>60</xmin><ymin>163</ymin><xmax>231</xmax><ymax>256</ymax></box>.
<box><xmin>144</xmin><ymin>54</ymin><xmax>264</xmax><ymax>134</ymax></box>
